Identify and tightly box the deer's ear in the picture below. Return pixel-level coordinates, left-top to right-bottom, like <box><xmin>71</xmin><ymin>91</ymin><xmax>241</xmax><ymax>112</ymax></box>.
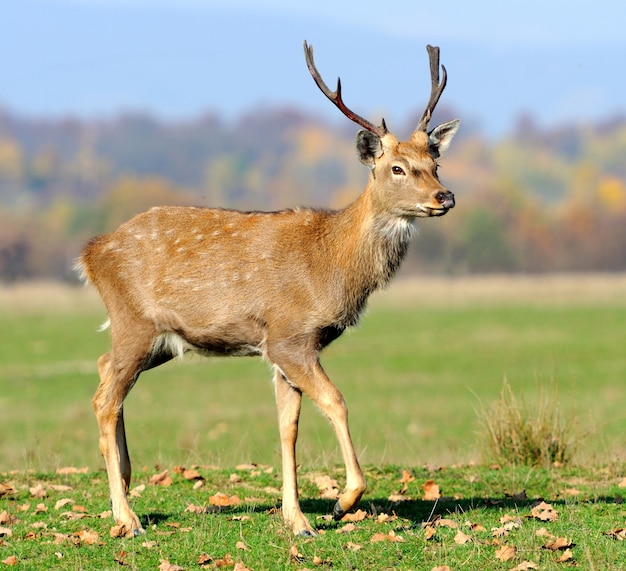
<box><xmin>428</xmin><ymin>119</ymin><xmax>460</xmax><ymax>158</ymax></box>
<box><xmin>356</xmin><ymin>130</ymin><xmax>383</xmax><ymax>168</ymax></box>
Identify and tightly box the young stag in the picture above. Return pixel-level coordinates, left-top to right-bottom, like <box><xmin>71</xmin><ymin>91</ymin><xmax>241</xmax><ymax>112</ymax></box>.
<box><xmin>76</xmin><ymin>41</ymin><xmax>460</xmax><ymax>537</ymax></box>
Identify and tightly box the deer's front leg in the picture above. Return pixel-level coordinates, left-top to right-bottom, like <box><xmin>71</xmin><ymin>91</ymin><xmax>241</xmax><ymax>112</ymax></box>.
<box><xmin>274</xmin><ymin>368</ymin><xmax>317</xmax><ymax>536</ymax></box>
<box><xmin>94</xmin><ymin>353</ymin><xmax>144</xmax><ymax>536</ymax></box>
<box><xmin>270</xmin><ymin>345</ymin><xmax>366</xmax><ymax>523</ymax></box>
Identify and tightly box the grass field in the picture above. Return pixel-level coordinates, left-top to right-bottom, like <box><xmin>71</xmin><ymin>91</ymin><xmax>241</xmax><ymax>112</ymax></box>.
<box><xmin>1</xmin><ymin>275</ymin><xmax>625</xmax><ymax>569</ymax></box>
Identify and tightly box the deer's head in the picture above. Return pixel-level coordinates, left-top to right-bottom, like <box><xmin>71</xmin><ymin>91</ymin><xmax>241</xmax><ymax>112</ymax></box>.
<box><xmin>304</xmin><ymin>42</ymin><xmax>460</xmax><ymax>218</ymax></box>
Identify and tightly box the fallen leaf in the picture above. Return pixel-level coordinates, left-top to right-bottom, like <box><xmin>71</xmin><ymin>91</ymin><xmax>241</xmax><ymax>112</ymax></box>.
<box><xmin>435</xmin><ymin>518</ymin><xmax>458</xmax><ymax>529</ymax></box>
<box><xmin>109</xmin><ymin>524</ymin><xmax>136</xmax><ymax>539</ymax></box>
<box><xmin>76</xmin><ymin>529</ymin><xmax>100</xmax><ymax>545</ymax></box>
<box><xmin>535</xmin><ymin>527</ymin><xmax>554</xmax><ymax>539</ymax></box>
<box><xmin>423</xmin><ymin>524</ymin><xmax>436</xmax><ymax>540</ymax></box>
<box><xmin>345</xmin><ymin>541</ymin><xmax>362</xmax><ymax>552</ymax></box>
<box><xmin>198</xmin><ymin>553</ymin><xmax>213</xmax><ymax>565</ymax></box>
<box><xmin>209</xmin><ymin>492</ymin><xmax>241</xmax><ymax>507</ymax></box>
<box><xmin>605</xmin><ymin>527</ymin><xmax>626</xmax><ymax>541</ymax></box>
<box><xmin>388</xmin><ymin>493</ymin><xmax>411</xmax><ymax>502</ymax></box>
<box><xmin>543</xmin><ymin>537</ymin><xmax>573</xmax><ymax>551</ymax></box>
<box><xmin>114</xmin><ymin>551</ymin><xmax>128</xmax><ymax>566</ymax></box>
<box><xmin>290</xmin><ymin>545</ymin><xmax>304</xmax><ymax>562</ymax></box>
<box><xmin>185</xmin><ymin>503</ymin><xmax>207</xmax><ymax>514</ymax></box>
<box><xmin>530</xmin><ymin>501</ymin><xmax>558</xmax><ymax>522</ymax></box>
<box><xmin>376</xmin><ymin>513</ymin><xmax>396</xmax><ymax>524</ymax></box>
<box><xmin>48</xmin><ymin>484</ymin><xmax>72</xmax><ymax>492</ymax></box>
<box><xmin>0</xmin><ymin>527</ymin><xmax>13</xmax><ymax>538</ymax></box>
<box><xmin>370</xmin><ymin>530</ymin><xmax>404</xmax><ymax>543</ymax></box>
<box><xmin>454</xmin><ymin>530</ymin><xmax>472</xmax><ymax>544</ymax></box>
<box><xmin>510</xmin><ymin>562</ymin><xmax>539</xmax><ymax>570</ymax></box>
<box><xmin>150</xmin><ymin>470</ymin><xmax>173</xmax><ymax>487</ymax></box>
<box><xmin>313</xmin><ymin>475</ymin><xmax>340</xmax><ymax>499</ymax></box>
<box><xmin>556</xmin><ymin>548</ymin><xmax>574</xmax><ymax>563</ymax></box>
<box><xmin>336</xmin><ymin>523</ymin><xmax>356</xmax><ymax>534</ymax></box>
<box><xmin>16</xmin><ymin>504</ymin><xmax>30</xmax><ymax>512</ymax></box>
<box><xmin>399</xmin><ymin>469</ymin><xmax>415</xmax><ymax>484</ymax></box>
<box><xmin>233</xmin><ymin>563</ymin><xmax>253</xmax><ymax>571</ymax></box>
<box><xmin>55</xmin><ymin>498</ymin><xmax>74</xmax><ymax>510</ymax></box>
<box><xmin>0</xmin><ymin>484</ymin><xmax>16</xmax><ymax>498</ymax></box>
<box><xmin>0</xmin><ymin>511</ymin><xmax>15</xmax><ymax>525</ymax></box>
<box><xmin>130</xmin><ymin>484</ymin><xmax>145</xmax><ymax>498</ymax></box>
<box><xmin>56</xmin><ymin>466</ymin><xmax>88</xmax><ymax>474</ymax></box>
<box><xmin>422</xmin><ymin>479</ymin><xmax>441</xmax><ymax>500</ymax></box>
<box><xmin>236</xmin><ymin>541</ymin><xmax>249</xmax><ymax>551</ymax></box>
<box><xmin>495</xmin><ymin>544</ymin><xmax>517</xmax><ymax>561</ymax></box>
<box><xmin>341</xmin><ymin>509</ymin><xmax>367</xmax><ymax>522</ymax></box>
<box><xmin>1</xmin><ymin>555</ymin><xmax>17</xmax><ymax>566</ymax></box>
<box><xmin>430</xmin><ymin>567</ymin><xmax>452</xmax><ymax>571</ymax></box>
<box><xmin>229</xmin><ymin>473</ymin><xmax>243</xmax><ymax>483</ymax></box>
<box><xmin>29</xmin><ymin>484</ymin><xmax>46</xmax><ymax>498</ymax></box>
<box><xmin>34</xmin><ymin>504</ymin><xmax>48</xmax><ymax>514</ymax></box>
<box><xmin>158</xmin><ymin>559</ymin><xmax>184</xmax><ymax>571</ymax></box>
<box><xmin>142</xmin><ymin>541</ymin><xmax>157</xmax><ymax>548</ymax></box>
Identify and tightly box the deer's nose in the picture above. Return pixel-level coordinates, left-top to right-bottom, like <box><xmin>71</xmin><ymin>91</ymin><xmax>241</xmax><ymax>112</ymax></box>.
<box><xmin>436</xmin><ymin>191</ymin><xmax>455</xmax><ymax>209</ymax></box>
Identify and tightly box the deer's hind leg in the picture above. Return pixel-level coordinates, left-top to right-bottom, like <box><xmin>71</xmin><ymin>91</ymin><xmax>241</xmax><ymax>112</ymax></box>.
<box><xmin>93</xmin><ymin>320</ymin><xmax>158</xmax><ymax>536</ymax></box>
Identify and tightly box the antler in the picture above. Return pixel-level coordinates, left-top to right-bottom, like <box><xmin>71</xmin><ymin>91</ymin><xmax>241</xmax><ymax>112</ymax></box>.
<box><xmin>415</xmin><ymin>45</ymin><xmax>448</xmax><ymax>132</ymax></box>
<box><xmin>304</xmin><ymin>41</ymin><xmax>388</xmax><ymax>138</ymax></box>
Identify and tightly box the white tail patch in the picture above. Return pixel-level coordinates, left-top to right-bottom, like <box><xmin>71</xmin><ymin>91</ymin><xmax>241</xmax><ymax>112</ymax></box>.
<box><xmin>98</xmin><ymin>318</ymin><xmax>111</xmax><ymax>332</ymax></box>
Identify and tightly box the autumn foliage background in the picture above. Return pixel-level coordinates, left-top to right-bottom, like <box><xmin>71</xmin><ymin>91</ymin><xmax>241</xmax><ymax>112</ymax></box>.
<box><xmin>1</xmin><ymin>104</ymin><xmax>626</xmax><ymax>282</ymax></box>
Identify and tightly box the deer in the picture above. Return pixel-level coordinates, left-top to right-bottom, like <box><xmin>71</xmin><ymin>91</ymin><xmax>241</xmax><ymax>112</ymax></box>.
<box><xmin>75</xmin><ymin>40</ymin><xmax>460</xmax><ymax>537</ymax></box>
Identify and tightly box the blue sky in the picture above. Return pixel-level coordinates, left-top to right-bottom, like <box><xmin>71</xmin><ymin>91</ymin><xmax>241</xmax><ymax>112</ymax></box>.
<box><xmin>2</xmin><ymin>0</ymin><xmax>625</xmax><ymax>137</ymax></box>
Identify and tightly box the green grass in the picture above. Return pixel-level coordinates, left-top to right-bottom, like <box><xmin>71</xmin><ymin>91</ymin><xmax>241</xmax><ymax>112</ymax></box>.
<box><xmin>1</xmin><ymin>278</ymin><xmax>625</xmax><ymax>569</ymax></box>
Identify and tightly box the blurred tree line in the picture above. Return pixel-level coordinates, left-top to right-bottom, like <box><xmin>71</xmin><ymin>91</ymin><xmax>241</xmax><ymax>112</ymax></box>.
<box><xmin>0</xmin><ymin>105</ymin><xmax>625</xmax><ymax>282</ymax></box>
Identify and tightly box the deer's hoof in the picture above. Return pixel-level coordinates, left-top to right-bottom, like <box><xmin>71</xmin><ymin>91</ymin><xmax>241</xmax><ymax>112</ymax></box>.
<box><xmin>332</xmin><ymin>500</ymin><xmax>347</xmax><ymax>521</ymax></box>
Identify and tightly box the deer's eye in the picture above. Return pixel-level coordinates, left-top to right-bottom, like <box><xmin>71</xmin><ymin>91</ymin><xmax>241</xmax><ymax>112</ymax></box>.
<box><xmin>391</xmin><ymin>165</ymin><xmax>406</xmax><ymax>176</ymax></box>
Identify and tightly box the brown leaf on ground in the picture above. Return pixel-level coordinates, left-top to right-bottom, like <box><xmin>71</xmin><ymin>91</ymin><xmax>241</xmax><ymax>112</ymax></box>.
<box><xmin>370</xmin><ymin>530</ymin><xmax>404</xmax><ymax>543</ymax></box>
<box><xmin>236</xmin><ymin>541</ymin><xmax>249</xmax><ymax>551</ymax></box>
<box><xmin>454</xmin><ymin>530</ymin><xmax>472</xmax><ymax>544</ymax></box>
<box><xmin>388</xmin><ymin>493</ymin><xmax>411</xmax><ymax>502</ymax></box>
<box><xmin>430</xmin><ymin>566</ymin><xmax>451</xmax><ymax>571</ymax></box>
<box><xmin>376</xmin><ymin>513</ymin><xmax>397</xmax><ymax>524</ymax></box>
<box><xmin>0</xmin><ymin>527</ymin><xmax>13</xmax><ymax>538</ymax></box>
<box><xmin>158</xmin><ymin>559</ymin><xmax>184</xmax><ymax>571</ymax></box>
<box><xmin>0</xmin><ymin>484</ymin><xmax>16</xmax><ymax>498</ymax></box>
<box><xmin>1</xmin><ymin>555</ymin><xmax>17</xmax><ymax>566</ymax></box>
<box><xmin>510</xmin><ymin>562</ymin><xmax>539</xmax><ymax>570</ymax></box>
<box><xmin>185</xmin><ymin>503</ymin><xmax>207</xmax><ymax>514</ymax></box>
<box><xmin>130</xmin><ymin>484</ymin><xmax>146</xmax><ymax>498</ymax></box>
<box><xmin>556</xmin><ymin>549</ymin><xmax>574</xmax><ymax>563</ymax></box>
<box><xmin>530</xmin><ymin>501</ymin><xmax>558</xmax><ymax>522</ymax></box>
<box><xmin>313</xmin><ymin>475</ymin><xmax>340</xmax><ymax>500</ymax></box>
<box><xmin>422</xmin><ymin>479</ymin><xmax>441</xmax><ymax>500</ymax></box>
<box><xmin>435</xmin><ymin>518</ymin><xmax>458</xmax><ymax>529</ymax></box>
<box><xmin>399</xmin><ymin>469</ymin><xmax>415</xmax><ymax>484</ymax></box>
<box><xmin>233</xmin><ymin>563</ymin><xmax>253</xmax><ymax>571</ymax></box>
<box><xmin>341</xmin><ymin>509</ymin><xmax>368</xmax><ymax>522</ymax></box>
<box><xmin>56</xmin><ymin>466</ymin><xmax>89</xmax><ymax>474</ymax></box>
<box><xmin>0</xmin><ymin>511</ymin><xmax>15</xmax><ymax>525</ymax></box>
<box><xmin>55</xmin><ymin>498</ymin><xmax>74</xmax><ymax>510</ymax></box>
<box><xmin>150</xmin><ymin>470</ymin><xmax>173</xmax><ymax>487</ymax></box>
<box><xmin>535</xmin><ymin>527</ymin><xmax>554</xmax><ymax>539</ymax></box>
<box><xmin>290</xmin><ymin>544</ymin><xmax>305</xmax><ymax>562</ymax></box>
<box><xmin>209</xmin><ymin>492</ymin><xmax>241</xmax><ymax>507</ymax></box>
<box><xmin>34</xmin><ymin>504</ymin><xmax>47</xmax><ymax>514</ymax></box>
<box><xmin>345</xmin><ymin>541</ymin><xmax>362</xmax><ymax>552</ymax></box>
<box><xmin>29</xmin><ymin>483</ymin><xmax>46</xmax><ymax>498</ymax></box>
<box><xmin>495</xmin><ymin>544</ymin><xmax>517</xmax><ymax>561</ymax></box>
<box><xmin>197</xmin><ymin>553</ymin><xmax>213</xmax><ymax>565</ymax></box>
<box><xmin>76</xmin><ymin>529</ymin><xmax>100</xmax><ymax>545</ymax></box>
<box><xmin>109</xmin><ymin>524</ymin><xmax>137</xmax><ymax>539</ymax></box>
<box><xmin>423</xmin><ymin>524</ymin><xmax>436</xmax><ymax>540</ymax></box>
<box><xmin>336</xmin><ymin>523</ymin><xmax>356</xmax><ymax>534</ymax></box>
<box><xmin>543</xmin><ymin>536</ymin><xmax>573</xmax><ymax>551</ymax></box>
<box><xmin>49</xmin><ymin>484</ymin><xmax>72</xmax><ymax>492</ymax></box>
<box><xmin>604</xmin><ymin>527</ymin><xmax>626</xmax><ymax>541</ymax></box>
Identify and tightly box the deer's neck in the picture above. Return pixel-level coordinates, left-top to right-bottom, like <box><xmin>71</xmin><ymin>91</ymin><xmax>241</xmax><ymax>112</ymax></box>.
<box><xmin>324</xmin><ymin>190</ymin><xmax>415</xmax><ymax>322</ymax></box>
